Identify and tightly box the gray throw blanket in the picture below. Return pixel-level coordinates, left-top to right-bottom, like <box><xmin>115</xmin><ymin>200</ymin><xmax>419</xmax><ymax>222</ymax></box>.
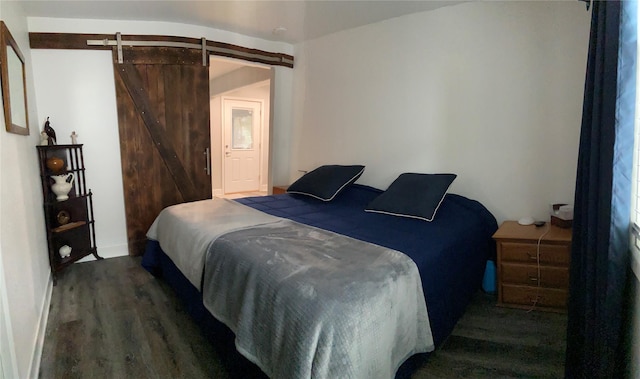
<box><xmin>146</xmin><ymin>199</ymin><xmax>281</xmax><ymax>290</ymax></box>
<box><xmin>202</xmin><ymin>219</ymin><xmax>434</xmax><ymax>379</ymax></box>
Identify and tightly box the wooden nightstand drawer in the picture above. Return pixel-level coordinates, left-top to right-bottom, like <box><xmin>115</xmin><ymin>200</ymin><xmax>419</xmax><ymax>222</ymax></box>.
<box><xmin>500</xmin><ymin>263</ymin><xmax>569</xmax><ymax>288</ymax></box>
<box><xmin>500</xmin><ymin>242</ymin><xmax>570</xmax><ymax>266</ymax></box>
<box><xmin>501</xmin><ymin>284</ymin><xmax>568</xmax><ymax>309</ymax></box>
<box><xmin>493</xmin><ymin>221</ymin><xmax>572</xmax><ymax>312</ymax></box>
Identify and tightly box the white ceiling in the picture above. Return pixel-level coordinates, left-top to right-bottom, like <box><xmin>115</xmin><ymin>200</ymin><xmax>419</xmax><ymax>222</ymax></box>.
<box><xmin>17</xmin><ymin>1</ymin><xmax>465</xmax><ymax>44</ymax></box>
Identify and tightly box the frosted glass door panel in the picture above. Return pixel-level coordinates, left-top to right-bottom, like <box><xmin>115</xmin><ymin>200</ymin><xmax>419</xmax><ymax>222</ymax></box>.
<box><xmin>232</xmin><ymin>108</ymin><xmax>254</xmax><ymax>150</ymax></box>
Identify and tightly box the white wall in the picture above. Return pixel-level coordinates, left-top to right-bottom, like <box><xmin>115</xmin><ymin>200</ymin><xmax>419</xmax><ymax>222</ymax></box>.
<box><xmin>30</xmin><ymin>49</ymin><xmax>128</xmax><ymax>260</ymax></box>
<box><xmin>291</xmin><ymin>1</ymin><xmax>591</xmax><ymax>223</ymax></box>
<box><xmin>271</xmin><ymin>65</ymin><xmax>295</xmax><ymax>187</ymax></box>
<box><xmin>28</xmin><ymin>17</ymin><xmax>295</xmax><ymax>261</ymax></box>
<box><xmin>0</xmin><ymin>3</ymin><xmax>52</xmax><ymax>378</ymax></box>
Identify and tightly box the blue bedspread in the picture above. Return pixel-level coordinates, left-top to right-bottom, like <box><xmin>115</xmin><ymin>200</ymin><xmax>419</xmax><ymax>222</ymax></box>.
<box><xmin>235</xmin><ymin>184</ymin><xmax>497</xmax><ymax>345</ymax></box>
<box><xmin>142</xmin><ymin>183</ymin><xmax>497</xmax><ymax>377</ymax></box>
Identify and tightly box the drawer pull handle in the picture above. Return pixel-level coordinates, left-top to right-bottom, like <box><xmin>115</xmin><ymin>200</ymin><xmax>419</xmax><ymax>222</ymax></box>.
<box><xmin>526</xmin><ymin>252</ymin><xmax>538</xmax><ymax>260</ymax></box>
<box><xmin>528</xmin><ymin>276</ymin><xmax>538</xmax><ymax>282</ymax></box>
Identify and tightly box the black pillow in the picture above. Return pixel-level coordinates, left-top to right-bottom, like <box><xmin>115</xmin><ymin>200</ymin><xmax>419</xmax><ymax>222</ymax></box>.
<box><xmin>286</xmin><ymin>165</ymin><xmax>365</xmax><ymax>201</ymax></box>
<box><xmin>365</xmin><ymin>173</ymin><xmax>457</xmax><ymax>221</ymax></box>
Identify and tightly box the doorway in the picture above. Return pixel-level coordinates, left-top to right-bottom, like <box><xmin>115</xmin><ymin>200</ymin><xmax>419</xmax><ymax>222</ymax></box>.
<box><xmin>222</xmin><ymin>98</ymin><xmax>263</xmax><ymax>194</ymax></box>
<box><xmin>209</xmin><ymin>58</ymin><xmax>271</xmax><ymax>198</ymax></box>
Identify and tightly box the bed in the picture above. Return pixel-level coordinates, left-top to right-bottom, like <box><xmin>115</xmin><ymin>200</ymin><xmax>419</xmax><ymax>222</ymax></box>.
<box><xmin>142</xmin><ymin>172</ymin><xmax>497</xmax><ymax>379</ymax></box>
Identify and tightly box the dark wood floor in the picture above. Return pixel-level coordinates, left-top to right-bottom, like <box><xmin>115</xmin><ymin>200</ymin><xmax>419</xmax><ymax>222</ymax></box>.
<box><xmin>39</xmin><ymin>256</ymin><xmax>567</xmax><ymax>378</ymax></box>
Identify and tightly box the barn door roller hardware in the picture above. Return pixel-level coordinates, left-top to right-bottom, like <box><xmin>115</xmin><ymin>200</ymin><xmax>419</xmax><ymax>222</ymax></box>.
<box><xmin>86</xmin><ymin>33</ymin><xmax>294</xmax><ymax>67</ymax></box>
<box><xmin>92</xmin><ymin>32</ymin><xmax>209</xmax><ymax>65</ymax></box>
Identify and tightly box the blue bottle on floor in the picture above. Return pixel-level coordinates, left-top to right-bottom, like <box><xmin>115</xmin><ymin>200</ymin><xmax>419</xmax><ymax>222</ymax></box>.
<box><xmin>482</xmin><ymin>260</ymin><xmax>497</xmax><ymax>293</ymax></box>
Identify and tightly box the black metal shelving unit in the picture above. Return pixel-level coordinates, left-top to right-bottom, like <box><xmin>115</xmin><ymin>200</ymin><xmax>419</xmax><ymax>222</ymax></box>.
<box><xmin>36</xmin><ymin>144</ymin><xmax>102</xmax><ymax>285</ymax></box>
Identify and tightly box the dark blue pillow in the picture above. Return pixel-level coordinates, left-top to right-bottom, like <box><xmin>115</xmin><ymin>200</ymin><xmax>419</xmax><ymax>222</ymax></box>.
<box><xmin>365</xmin><ymin>173</ymin><xmax>457</xmax><ymax>221</ymax></box>
<box><xmin>287</xmin><ymin>165</ymin><xmax>365</xmax><ymax>201</ymax></box>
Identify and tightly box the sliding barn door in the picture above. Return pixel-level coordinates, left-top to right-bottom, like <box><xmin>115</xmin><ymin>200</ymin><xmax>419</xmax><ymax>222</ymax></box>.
<box><xmin>113</xmin><ymin>47</ymin><xmax>211</xmax><ymax>255</ymax></box>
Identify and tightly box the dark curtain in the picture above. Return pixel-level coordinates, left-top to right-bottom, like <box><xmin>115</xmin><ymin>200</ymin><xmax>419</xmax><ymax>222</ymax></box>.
<box><xmin>565</xmin><ymin>0</ymin><xmax>636</xmax><ymax>378</ymax></box>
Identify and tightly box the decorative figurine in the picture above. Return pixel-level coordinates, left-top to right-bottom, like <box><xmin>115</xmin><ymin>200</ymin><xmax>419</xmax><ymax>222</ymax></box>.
<box><xmin>58</xmin><ymin>245</ymin><xmax>72</xmax><ymax>259</ymax></box>
<box><xmin>56</xmin><ymin>210</ymin><xmax>71</xmax><ymax>225</ymax></box>
<box><xmin>39</xmin><ymin>131</ymin><xmax>49</xmax><ymax>146</ymax></box>
<box><xmin>44</xmin><ymin>117</ymin><xmax>57</xmax><ymax>145</ymax></box>
<box><xmin>70</xmin><ymin>131</ymin><xmax>78</xmax><ymax>145</ymax></box>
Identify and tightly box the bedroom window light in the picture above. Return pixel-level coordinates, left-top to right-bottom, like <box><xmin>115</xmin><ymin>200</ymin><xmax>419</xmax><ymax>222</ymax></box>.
<box><xmin>630</xmin><ymin>12</ymin><xmax>640</xmax><ymax>280</ymax></box>
<box><xmin>632</xmin><ymin>114</ymin><xmax>640</xmax><ymax>280</ymax></box>
<box><xmin>632</xmin><ymin>113</ymin><xmax>640</xmax><ymax>280</ymax></box>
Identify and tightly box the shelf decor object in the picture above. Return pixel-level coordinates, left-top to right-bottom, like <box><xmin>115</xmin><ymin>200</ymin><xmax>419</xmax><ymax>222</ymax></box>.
<box><xmin>58</xmin><ymin>245</ymin><xmax>72</xmax><ymax>259</ymax></box>
<box><xmin>56</xmin><ymin>210</ymin><xmax>70</xmax><ymax>225</ymax></box>
<box><xmin>37</xmin><ymin>144</ymin><xmax>102</xmax><ymax>284</ymax></box>
<box><xmin>51</xmin><ymin>173</ymin><xmax>75</xmax><ymax>201</ymax></box>
<box><xmin>46</xmin><ymin>156</ymin><xmax>65</xmax><ymax>172</ymax></box>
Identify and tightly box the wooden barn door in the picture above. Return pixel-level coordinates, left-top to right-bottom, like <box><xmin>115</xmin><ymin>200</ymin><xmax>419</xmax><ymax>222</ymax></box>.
<box><xmin>113</xmin><ymin>47</ymin><xmax>211</xmax><ymax>255</ymax></box>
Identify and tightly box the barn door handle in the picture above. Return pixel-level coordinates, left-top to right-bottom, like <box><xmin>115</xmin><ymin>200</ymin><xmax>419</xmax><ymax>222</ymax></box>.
<box><xmin>204</xmin><ymin>148</ymin><xmax>211</xmax><ymax>176</ymax></box>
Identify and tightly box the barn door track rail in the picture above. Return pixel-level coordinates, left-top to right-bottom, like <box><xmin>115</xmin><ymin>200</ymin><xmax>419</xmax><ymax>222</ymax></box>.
<box><xmin>30</xmin><ymin>32</ymin><xmax>294</xmax><ymax>68</ymax></box>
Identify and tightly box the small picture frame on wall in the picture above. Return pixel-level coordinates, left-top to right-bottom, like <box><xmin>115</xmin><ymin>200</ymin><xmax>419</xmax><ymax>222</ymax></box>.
<box><xmin>1</xmin><ymin>21</ymin><xmax>29</xmax><ymax>135</ymax></box>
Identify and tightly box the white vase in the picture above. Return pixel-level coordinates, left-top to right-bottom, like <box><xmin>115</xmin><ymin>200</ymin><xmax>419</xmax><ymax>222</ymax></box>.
<box><xmin>51</xmin><ymin>173</ymin><xmax>75</xmax><ymax>201</ymax></box>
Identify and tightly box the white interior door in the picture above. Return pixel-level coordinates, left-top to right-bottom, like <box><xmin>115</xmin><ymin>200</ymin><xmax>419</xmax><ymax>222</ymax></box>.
<box><xmin>223</xmin><ymin>99</ymin><xmax>262</xmax><ymax>194</ymax></box>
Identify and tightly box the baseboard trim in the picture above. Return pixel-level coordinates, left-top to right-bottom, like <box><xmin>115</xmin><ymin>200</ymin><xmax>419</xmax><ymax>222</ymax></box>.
<box><xmin>28</xmin><ymin>273</ymin><xmax>53</xmax><ymax>379</ymax></box>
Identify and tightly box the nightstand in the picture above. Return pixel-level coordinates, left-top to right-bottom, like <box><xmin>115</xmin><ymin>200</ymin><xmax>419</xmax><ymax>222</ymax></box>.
<box><xmin>272</xmin><ymin>185</ymin><xmax>289</xmax><ymax>195</ymax></box>
<box><xmin>492</xmin><ymin>221</ymin><xmax>572</xmax><ymax>312</ymax></box>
